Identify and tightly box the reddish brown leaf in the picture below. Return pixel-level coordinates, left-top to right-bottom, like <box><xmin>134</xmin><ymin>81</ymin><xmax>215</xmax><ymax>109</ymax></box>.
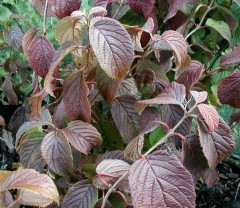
<box><xmin>182</xmin><ymin>134</ymin><xmax>209</xmax><ymax>183</ymax></box>
<box><xmin>204</xmin><ymin>168</ymin><xmax>219</xmax><ymax>186</ymax></box>
<box><xmin>89</xmin><ymin>17</ymin><xmax>134</xmax><ymax>79</ymax></box>
<box><xmin>3</xmin><ymin>26</ymin><xmax>23</xmax><ymax>50</ymax></box>
<box><xmin>50</xmin><ymin>0</ymin><xmax>81</xmax><ymax>19</ymax></box>
<box><xmin>96</xmin><ymin>150</ymin><xmax>124</xmax><ymax>165</ymax></box>
<box><xmin>176</xmin><ymin>60</ymin><xmax>204</xmax><ymax>89</ymax></box>
<box><xmin>111</xmin><ymin>96</ymin><xmax>140</xmax><ymax>143</ymax></box>
<box><xmin>217</xmin><ymin>71</ymin><xmax>240</xmax><ymax>108</ymax></box>
<box><xmin>63</xmin><ymin>71</ymin><xmax>91</xmax><ymax>123</ymax></box>
<box><xmin>129</xmin><ymin>150</ymin><xmax>196</xmax><ymax>208</ymax></box>
<box><xmin>164</xmin><ymin>0</ymin><xmax>185</xmax><ymax>22</ymax></box>
<box><xmin>128</xmin><ymin>0</ymin><xmax>155</xmax><ymax>19</ymax></box>
<box><xmin>124</xmin><ymin>135</ymin><xmax>144</xmax><ymax>160</ymax></box>
<box><xmin>191</xmin><ymin>91</ymin><xmax>208</xmax><ymax>104</ymax></box>
<box><xmin>198</xmin><ymin>104</ymin><xmax>219</xmax><ymax>132</ymax></box>
<box><xmin>27</xmin><ymin>35</ymin><xmax>55</xmax><ymax>77</ymax></box>
<box><xmin>41</xmin><ymin>131</ymin><xmax>74</xmax><ymax>176</ymax></box>
<box><xmin>29</xmin><ymin>0</ymin><xmax>56</xmax><ymax>16</ymax></box>
<box><xmin>118</xmin><ymin>78</ymin><xmax>139</xmax><ymax>98</ymax></box>
<box><xmin>62</xmin><ymin>120</ymin><xmax>102</xmax><ymax>155</ymax></box>
<box><xmin>220</xmin><ymin>46</ymin><xmax>240</xmax><ymax>67</ymax></box>
<box><xmin>3</xmin><ymin>76</ymin><xmax>18</xmax><ymax>105</ymax></box>
<box><xmin>198</xmin><ymin>119</ymin><xmax>235</xmax><ymax>168</ymax></box>
<box><xmin>0</xmin><ymin>116</ymin><xmax>5</xmax><ymax>126</ymax></box>
<box><xmin>53</xmin><ymin>100</ymin><xmax>69</xmax><ymax>128</ymax></box>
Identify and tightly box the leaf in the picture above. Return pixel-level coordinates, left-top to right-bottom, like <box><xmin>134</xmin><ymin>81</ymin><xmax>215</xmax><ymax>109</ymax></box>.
<box><xmin>63</xmin><ymin>71</ymin><xmax>91</xmax><ymax>123</ymax></box>
<box><xmin>203</xmin><ymin>168</ymin><xmax>219</xmax><ymax>186</ymax></box>
<box><xmin>233</xmin><ymin>0</ymin><xmax>240</xmax><ymax>6</ymax></box>
<box><xmin>111</xmin><ymin>96</ymin><xmax>140</xmax><ymax>143</ymax></box>
<box><xmin>53</xmin><ymin>100</ymin><xmax>69</xmax><ymax>128</ymax></box>
<box><xmin>218</xmin><ymin>71</ymin><xmax>240</xmax><ymax>108</ymax></box>
<box><xmin>1</xmin><ymin>130</ymin><xmax>14</xmax><ymax>152</ymax></box>
<box><xmin>124</xmin><ymin>135</ymin><xmax>144</xmax><ymax>160</ymax></box>
<box><xmin>190</xmin><ymin>91</ymin><xmax>208</xmax><ymax>104</ymax></box>
<box><xmin>3</xmin><ymin>76</ymin><xmax>18</xmax><ymax>105</ymax></box>
<box><xmin>3</xmin><ymin>26</ymin><xmax>23</xmax><ymax>50</ymax></box>
<box><xmin>198</xmin><ymin>104</ymin><xmax>219</xmax><ymax>132</ymax></box>
<box><xmin>94</xmin><ymin>198</ymin><xmax>113</xmax><ymax>208</ymax></box>
<box><xmin>41</xmin><ymin>131</ymin><xmax>74</xmax><ymax>176</ymax></box>
<box><xmin>198</xmin><ymin>118</ymin><xmax>235</xmax><ymax>168</ymax></box>
<box><xmin>117</xmin><ymin>78</ymin><xmax>139</xmax><ymax>98</ymax></box>
<box><xmin>164</xmin><ymin>0</ymin><xmax>185</xmax><ymax>22</ymax></box>
<box><xmin>0</xmin><ymin>5</ymin><xmax>12</xmax><ymax>21</ymax></box>
<box><xmin>96</xmin><ymin>150</ymin><xmax>124</xmax><ymax>165</ymax></box>
<box><xmin>0</xmin><ymin>116</ymin><xmax>5</xmax><ymax>126</ymax></box>
<box><xmin>128</xmin><ymin>0</ymin><xmax>155</xmax><ymax>18</ymax></box>
<box><xmin>44</xmin><ymin>41</ymin><xmax>79</xmax><ymax>96</ymax></box>
<box><xmin>182</xmin><ymin>134</ymin><xmax>209</xmax><ymax>183</ymax></box>
<box><xmin>62</xmin><ymin>120</ymin><xmax>102</xmax><ymax>155</ymax></box>
<box><xmin>19</xmin><ymin>132</ymin><xmax>46</xmax><ymax>172</ymax></box>
<box><xmin>129</xmin><ymin>150</ymin><xmax>196</xmax><ymax>208</ymax></box>
<box><xmin>27</xmin><ymin>35</ymin><xmax>55</xmax><ymax>77</ymax></box>
<box><xmin>29</xmin><ymin>0</ymin><xmax>56</xmax><ymax>16</ymax></box>
<box><xmin>135</xmin><ymin>82</ymin><xmax>186</xmax><ymax>111</ymax></box>
<box><xmin>176</xmin><ymin>60</ymin><xmax>204</xmax><ymax>89</ymax></box>
<box><xmin>220</xmin><ymin>46</ymin><xmax>240</xmax><ymax>66</ymax></box>
<box><xmin>89</xmin><ymin>17</ymin><xmax>134</xmax><ymax>79</ymax></box>
<box><xmin>0</xmin><ymin>169</ymin><xmax>59</xmax><ymax>205</ymax></box>
<box><xmin>50</xmin><ymin>0</ymin><xmax>82</xmax><ymax>19</ymax></box>
<box><xmin>205</xmin><ymin>18</ymin><xmax>231</xmax><ymax>44</ymax></box>
<box><xmin>89</xmin><ymin>6</ymin><xmax>107</xmax><ymax>18</ymax></box>
<box><xmin>62</xmin><ymin>180</ymin><xmax>98</xmax><ymax>208</ymax></box>
<box><xmin>2</xmin><ymin>191</ymin><xmax>19</xmax><ymax>208</ymax></box>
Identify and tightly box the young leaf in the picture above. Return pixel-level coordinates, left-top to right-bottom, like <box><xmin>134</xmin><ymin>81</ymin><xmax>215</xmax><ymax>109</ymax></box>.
<box><xmin>124</xmin><ymin>135</ymin><xmax>144</xmax><ymax>160</ymax></box>
<box><xmin>27</xmin><ymin>35</ymin><xmax>55</xmax><ymax>77</ymax></box>
<box><xmin>218</xmin><ymin>71</ymin><xmax>240</xmax><ymax>108</ymax></box>
<box><xmin>62</xmin><ymin>120</ymin><xmax>102</xmax><ymax>155</ymax></box>
<box><xmin>3</xmin><ymin>26</ymin><xmax>23</xmax><ymax>51</ymax></box>
<box><xmin>89</xmin><ymin>17</ymin><xmax>134</xmax><ymax>79</ymax></box>
<box><xmin>176</xmin><ymin>60</ymin><xmax>204</xmax><ymax>89</ymax></box>
<box><xmin>50</xmin><ymin>0</ymin><xmax>82</xmax><ymax>19</ymax></box>
<box><xmin>128</xmin><ymin>0</ymin><xmax>155</xmax><ymax>19</ymax></box>
<box><xmin>220</xmin><ymin>46</ymin><xmax>240</xmax><ymax>66</ymax></box>
<box><xmin>62</xmin><ymin>180</ymin><xmax>98</xmax><ymax>208</ymax></box>
<box><xmin>198</xmin><ymin>119</ymin><xmax>235</xmax><ymax>168</ymax></box>
<box><xmin>3</xmin><ymin>76</ymin><xmax>18</xmax><ymax>105</ymax></box>
<box><xmin>41</xmin><ymin>131</ymin><xmax>74</xmax><ymax>176</ymax></box>
<box><xmin>29</xmin><ymin>0</ymin><xmax>55</xmax><ymax>16</ymax></box>
<box><xmin>164</xmin><ymin>0</ymin><xmax>185</xmax><ymax>22</ymax></box>
<box><xmin>63</xmin><ymin>70</ymin><xmax>91</xmax><ymax>123</ymax></box>
<box><xmin>129</xmin><ymin>150</ymin><xmax>196</xmax><ymax>208</ymax></box>
<box><xmin>0</xmin><ymin>169</ymin><xmax>59</xmax><ymax>205</ymax></box>
<box><xmin>190</xmin><ymin>91</ymin><xmax>208</xmax><ymax>104</ymax></box>
<box><xmin>111</xmin><ymin>96</ymin><xmax>140</xmax><ymax>143</ymax></box>
<box><xmin>198</xmin><ymin>104</ymin><xmax>219</xmax><ymax>132</ymax></box>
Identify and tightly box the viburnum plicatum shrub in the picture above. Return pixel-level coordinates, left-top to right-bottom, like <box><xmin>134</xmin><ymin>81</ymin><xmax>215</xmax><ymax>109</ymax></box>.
<box><xmin>2</xmin><ymin>0</ymin><xmax>240</xmax><ymax>207</ymax></box>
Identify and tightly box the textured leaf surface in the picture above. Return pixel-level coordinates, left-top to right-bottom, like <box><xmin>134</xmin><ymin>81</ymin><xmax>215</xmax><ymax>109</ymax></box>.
<box><xmin>50</xmin><ymin>0</ymin><xmax>82</xmax><ymax>19</ymax></box>
<box><xmin>27</xmin><ymin>35</ymin><xmax>55</xmax><ymax>77</ymax></box>
<box><xmin>3</xmin><ymin>76</ymin><xmax>18</xmax><ymax>105</ymax></box>
<box><xmin>0</xmin><ymin>169</ymin><xmax>59</xmax><ymax>204</ymax></box>
<box><xmin>62</xmin><ymin>120</ymin><xmax>102</xmax><ymax>155</ymax></box>
<box><xmin>124</xmin><ymin>135</ymin><xmax>144</xmax><ymax>160</ymax></box>
<box><xmin>129</xmin><ymin>150</ymin><xmax>196</xmax><ymax>208</ymax></box>
<box><xmin>128</xmin><ymin>0</ymin><xmax>155</xmax><ymax>18</ymax></box>
<box><xmin>89</xmin><ymin>17</ymin><xmax>134</xmax><ymax>79</ymax></box>
<box><xmin>53</xmin><ymin>100</ymin><xmax>69</xmax><ymax>128</ymax></box>
<box><xmin>3</xmin><ymin>26</ymin><xmax>23</xmax><ymax>50</ymax></box>
<box><xmin>198</xmin><ymin>119</ymin><xmax>235</xmax><ymax>168</ymax></box>
<box><xmin>118</xmin><ymin>78</ymin><xmax>139</xmax><ymax>98</ymax></box>
<box><xmin>198</xmin><ymin>104</ymin><xmax>219</xmax><ymax>132</ymax></box>
<box><xmin>41</xmin><ymin>131</ymin><xmax>74</xmax><ymax>176</ymax></box>
<box><xmin>220</xmin><ymin>46</ymin><xmax>240</xmax><ymax>66</ymax></box>
<box><xmin>62</xmin><ymin>180</ymin><xmax>98</xmax><ymax>208</ymax></box>
<box><xmin>111</xmin><ymin>96</ymin><xmax>140</xmax><ymax>143</ymax></box>
<box><xmin>218</xmin><ymin>71</ymin><xmax>240</xmax><ymax>108</ymax></box>
<box><xmin>29</xmin><ymin>0</ymin><xmax>55</xmax><ymax>16</ymax></box>
<box><xmin>96</xmin><ymin>150</ymin><xmax>124</xmax><ymax>165</ymax></box>
<box><xmin>164</xmin><ymin>0</ymin><xmax>185</xmax><ymax>22</ymax></box>
<box><xmin>191</xmin><ymin>91</ymin><xmax>208</xmax><ymax>104</ymax></box>
<box><xmin>63</xmin><ymin>71</ymin><xmax>91</xmax><ymax>123</ymax></box>
<box><xmin>22</xmin><ymin>28</ymin><xmax>38</xmax><ymax>60</ymax></box>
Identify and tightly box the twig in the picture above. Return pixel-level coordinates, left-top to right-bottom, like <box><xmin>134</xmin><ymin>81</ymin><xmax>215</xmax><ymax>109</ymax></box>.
<box><xmin>43</xmin><ymin>0</ymin><xmax>49</xmax><ymax>35</ymax></box>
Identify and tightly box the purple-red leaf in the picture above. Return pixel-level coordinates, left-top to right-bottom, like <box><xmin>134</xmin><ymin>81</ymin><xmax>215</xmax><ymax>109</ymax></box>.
<box><xmin>3</xmin><ymin>76</ymin><xmax>18</xmax><ymax>105</ymax></box>
<box><xmin>62</xmin><ymin>120</ymin><xmax>102</xmax><ymax>155</ymax></box>
<box><xmin>164</xmin><ymin>0</ymin><xmax>185</xmax><ymax>22</ymax></box>
<box><xmin>128</xmin><ymin>0</ymin><xmax>155</xmax><ymax>19</ymax></box>
<box><xmin>96</xmin><ymin>150</ymin><xmax>124</xmax><ymax>165</ymax></box>
<box><xmin>217</xmin><ymin>71</ymin><xmax>240</xmax><ymax>108</ymax></box>
<box><xmin>29</xmin><ymin>0</ymin><xmax>56</xmax><ymax>16</ymax></box>
<box><xmin>53</xmin><ymin>100</ymin><xmax>69</xmax><ymax>129</ymax></box>
<box><xmin>63</xmin><ymin>71</ymin><xmax>91</xmax><ymax>123</ymax></box>
<box><xmin>198</xmin><ymin>119</ymin><xmax>235</xmax><ymax>168</ymax></box>
<box><xmin>198</xmin><ymin>104</ymin><xmax>219</xmax><ymax>132</ymax></box>
<box><xmin>129</xmin><ymin>150</ymin><xmax>196</xmax><ymax>208</ymax></box>
<box><xmin>27</xmin><ymin>35</ymin><xmax>55</xmax><ymax>77</ymax></box>
<box><xmin>176</xmin><ymin>60</ymin><xmax>204</xmax><ymax>89</ymax></box>
<box><xmin>124</xmin><ymin>135</ymin><xmax>144</xmax><ymax>160</ymax></box>
<box><xmin>191</xmin><ymin>91</ymin><xmax>208</xmax><ymax>104</ymax></box>
<box><xmin>3</xmin><ymin>26</ymin><xmax>23</xmax><ymax>50</ymax></box>
<box><xmin>50</xmin><ymin>0</ymin><xmax>81</xmax><ymax>19</ymax></box>
<box><xmin>89</xmin><ymin>17</ymin><xmax>134</xmax><ymax>79</ymax></box>
<box><xmin>220</xmin><ymin>46</ymin><xmax>240</xmax><ymax>67</ymax></box>
<box><xmin>62</xmin><ymin>180</ymin><xmax>98</xmax><ymax>208</ymax></box>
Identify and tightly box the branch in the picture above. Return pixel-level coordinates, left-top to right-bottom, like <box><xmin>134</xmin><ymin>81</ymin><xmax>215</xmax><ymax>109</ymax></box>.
<box><xmin>43</xmin><ymin>0</ymin><xmax>49</xmax><ymax>35</ymax></box>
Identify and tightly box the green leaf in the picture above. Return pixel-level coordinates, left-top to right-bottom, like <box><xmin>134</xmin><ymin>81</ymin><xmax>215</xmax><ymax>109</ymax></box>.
<box><xmin>205</xmin><ymin>18</ymin><xmax>231</xmax><ymax>44</ymax></box>
<box><xmin>0</xmin><ymin>6</ymin><xmax>12</xmax><ymax>22</ymax></box>
<box><xmin>149</xmin><ymin>126</ymin><xmax>165</xmax><ymax>146</ymax></box>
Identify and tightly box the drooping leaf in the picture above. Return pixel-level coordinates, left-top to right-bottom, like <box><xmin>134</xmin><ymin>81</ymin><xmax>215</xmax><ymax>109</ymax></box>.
<box><xmin>176</xmin><ymin>60</ymin><xmax>204</xmax><ymax>89</ymax></box>
<box><xmin>27</xmin><ymin>35</ymin><xmax>55</xmax><ymax>77</ymax></box>
<box><xmin>3</xmin><ymin>76</ymin><xmax>18</xmax><ymax>105</ymax></box>
<box><xmin>190</xmin><ymin>91</ymin><xmax>208</xmax><ymax>104</ymax></box>
<box><xmin>220</xmin><ymin>46</ymin><xmax>240</xmax><ymax>67</ymax></box>
<box><xmin>63</xmin><ymin>71</ymin><xmax>91</xmax><ymax>123</ymax></box>
<box><xmin>135</xmin><ymin>82</ymin><xmax>186</xmax><ymax>111</ymax></box>
<box><xmin>129</xmin><ymin>150</ymin><xmax>196</xmax><ymax>208</ymax></box>
<box><xmin>111</xmin><ymin>96</ymin><xmax>140</xmax><ymax>143</ymax></box>
<box><xmin>41</xmin><ymin>131</ymin><xmax>74</xmax><ymax>176</ymax></box>
<box><xmin>128</xmin><ymin>0</ymin><xmax>155</xmax><ymax>18</ymax></box>
<box><xmin>205</xmin><ymin>18</ymin><xmax>231</xmax><ymax>44</ymax></box>
<box><xmin>124</xmin><ymin>135</ymin><xmax>144</xmax><ymax>160</ymax></box>
<box><xmin>89</xmin><ymin>17</ymin><xmax>134</xmax><ymax>79</ymax></box>
<box><xmin>62</xmin><ymin>120</ymin><xmax>102</xmax><ymax>155</ymax></box>
<box><xmin>50</xmin><ymin>0</ymin><xmax>82</xmax><ymax>19</ymax></box>
<box><xmin>29</xmin><ymin>0</ymin><xmax>56</xmax><ymax>16</ymax></box>
<box><xmin>182</xmin><ymin>134</ymin><xmax>209</xmax><ymax>183</ymax></box>
<box><xmin>164</xmin><ymin>0</ymin><xmax>185</xmax><ymax>22</ymax></box>
<box><xmin>198</xmin><ymin>119</ymin><xmax>235</xmax><ymax>168</ymax></box>
<box><xmin>19</xmin><ymin>132</ymin><xmax>46</xmax><ymax>172</ymax></box>
<box><xmin>0</xmin><ymin>169</ymin><xmax>59</xmax><ymax>205</ymax></box>
<box><xmin>62</xmin><ymin>180</ymin><xmax>98</xmax><ymax>208</ymax></box>
<box><xmin>198</xmin><ymin>104</ymin><xmax>219</xmax><ymax>132</ymax></box>
<box><xmin>96</xmin><ymin>150</ymin><xmax>124</xmax><ymax>165</ymax></box>
<box><xmin>217</xmin><ymin>71</ymin><xmax>240</xmax><ymax>108</ymax></box>
<box><xmin>3</xmin><ymin>26</ymin><xmax>23</xmax><ymax>50</ymax></box>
